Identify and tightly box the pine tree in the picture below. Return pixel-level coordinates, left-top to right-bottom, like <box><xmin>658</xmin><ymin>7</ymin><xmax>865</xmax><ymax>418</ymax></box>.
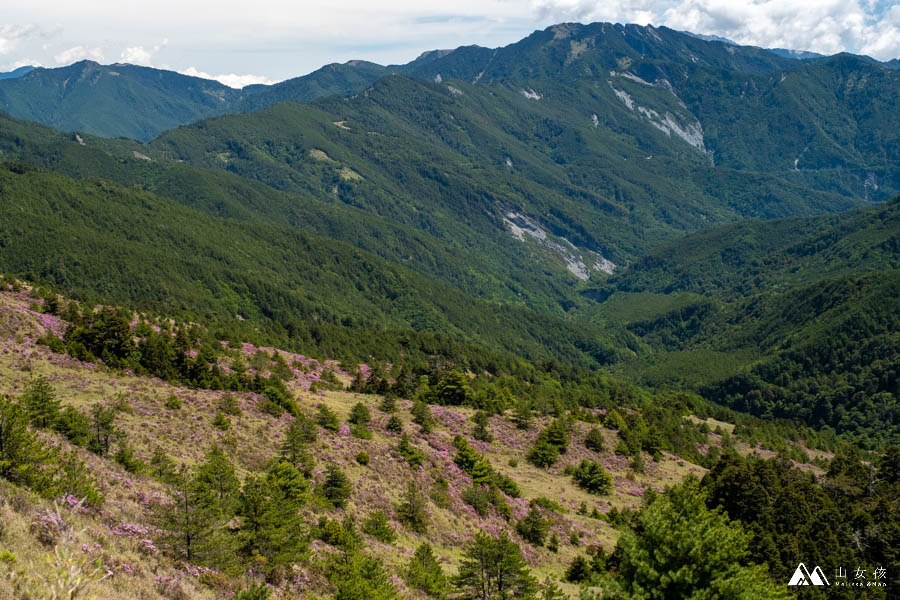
<box><xmin>589</xmin><ymin>477</ymin><xmax>790</xmax><ymax>600</ymax></box>
<box><xmin>472</xmin><ymin>410</ymin><xmax>493</xmax><ymax>442</ymax></box>
<box><xmin>411</xmin><ymin>399</ymin><xmax>434</xmax><ymax>433</ymax></box>
<box><xmin>280</xmin><ymin>421</ymin><xmax>316</xmax><ymax>475</ymax></box>
<box><xmin>0</xmin><ymin>394</ymin><xmax>50</xmax><ymax>489</ymax></box>
<box><xmin>378</xmin><ymin>394</ymin><xmax>397</xmax><ymax>413</ymax></box>
<box><xmin>150</xmin><ymin>446</ymin><xmax>179</xmax><ymax>484</ymax></box>
<box><xmin>237</xmin><ymin>474</ymin><xmax>306</xmax><ymax>570</ymax></box>
<box><xmin>565</xmin><ymin>555</ymin><xmax>591</xmax><ymax>583</ymax></box>
<box><xmin>470</xmin><ymin>458</ymin><xmax>493</xmax><ymax>486</ymax></box>
<box><xmin>327</xmin><ymin>550</ymin><xmax>401</xmax><ymax>600</ymax></box>
<box><xmin>396</xmin><ymin>433</ymin><xmax>426</xmax><ymax>467</ymax></box>
<box><xmin>322</xmin><ymin>464</ymin><xmax>352</xmax><ymax>508</ymax></box>
<box><xmin>516</xmin><ymin>505</ymin><xmax>550</xmax><ymax>547</ymax></box>
<box><xmin>539</xmin><ymin>577</ymin><xmax>567</xmax><ymax>600</ymax></box>
<box><xmin>511</xmin><ymin>399</ymin><xmax>533</xmax><ymax>430</ymax></box>
<box><xmin>349</xmin><ymin>402</ymin><xmax>371</xmax><ymax>426</ymax></box>
<box><xmin>396</xmin><ymin>482</ymin><xmax>429</xmax><ymax>533</ymax></box>
<box><xmin>434</xmin><ymin>370</ymin><xmax>472</xmax><ymax>406</ymax></box>
<box><xmin>604</xmin><ymin>409</ymin><xmax>626</xmax><ymax>431</ymax></box>
<box><xmin>585</xmin><ymin>427</ymin><xmax>605</xmax><ymax>452</ymax></box>
<box><xmin>317</xmin><ymin>404</ymin><xmax>340</xmax><ymax>432</ymax></box>
<box><xmin>21</xmin><ymin>376</ymin><xmax>60</xmax><ymax>430</ymax></box>
<box><xmin>572</xmin><ymin>460</ymin><xmax>613</xmax><ymax>495</ymax></box>
<box><xmin>453</xmin><ymin>532</ymin><xmax>537</xmax><ymax>599</ymax></box>
<box><xmin>266</xmin><ymin>460</ymin><xmax>308</xmax><ymax>504</ymax></box>
<box><xmin>527</xmin><ymin>438</ymin><xmax>558</xmax><ymax>468</ymax></box>
<box><xmin>88</xmin><ymin>403</ymin><xmax>117</xmax><ymax>456</ymax></box>
<box><xmin>453</xmin><ymin>436</ymin><xmax>481</xmax><ymax>474</ymax></box>
<box><xmin>155</xmin><ymin>465</ymin><xmax>218</xmax><ymax>564</ymax></box>
<box><xmin>362</xmin><ymin>510</ymin><xmax>397</xmax><ymax>544</ymax></box>
<box><xmin>541</xmin><ymin>418</ymin><xmax>570</xmax><ymax>453</ymax></box>
<box><xmin>193</xmin><ymin>445</ymin><xmax>241</xmax><ymax>515</ymax></box>
<box><xmin>405</xmin><ymin>543</ymin><xmax>448</xmax><ymax>599</ymax></box>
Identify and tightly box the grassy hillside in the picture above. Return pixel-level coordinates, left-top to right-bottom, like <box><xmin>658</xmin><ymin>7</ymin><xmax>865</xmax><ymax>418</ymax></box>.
<box><xmin>3</xmin><ymin>281</ymin><xmax>894</xmax><ymax>600</ymax></box>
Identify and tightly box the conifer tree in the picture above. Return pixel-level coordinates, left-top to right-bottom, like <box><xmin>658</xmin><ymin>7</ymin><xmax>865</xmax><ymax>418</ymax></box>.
<box><xmin>453</xmin><ymin>532</ymin><xmax>536</xmax><ymax>599</ymax></box>
<box><xmin>516</xmin><ymin>505</ymin><xmax>551</xmax><ymax>547</ymax></box>
<box><xmin>362</xmin><ymin>510</ymin><xmax>397</xmax><ymax>543</ymax></box>
<box><xmin>155</xmin><ymin>465</ymin><xmax>218</xmax><ymax>564</ymax></box>
<box><xmin>349</xmin><ymin>402</ymin><xmax>371</xmax><ymax>426</ymax></box>
<box><xmin>150</xmin><ymin>446</ymin><xmax>179</xmax><ymax>484</ymax></box>
<box><xmin>322</xmin><ymin>464</ymin><xmax>352</xmax><ymax>508</ymax></box>
<box><xmin>88</xmin><ymin>403</ymin><xmax>117</xmax><ymax>456</ymax></box>
<box><xmin>572</xmin><ymin>460</ymin><xmax>613</xmax><ymax>495</ymax></box>
<box><xmin>396</xmin><ymin>482</ymin><xmax>429</xmax><ymax>533</ymax></box>
<box><xmin>237</xmin><ymin>474</ymin><xmax>306</xmax><ymax>570</ymax></box>
<box><xmin>585</xmin><ymin>427</ymin><xmax>605</xmax><ymax>452</ymax></box>
<box><xmin>378</xmin><ymin>394</ymin><xmax>397</xmax><ymax>413</ymax></box>
<box><xmin>453</xmin><ymin>435</ymin><xmax>480</xmax><ymax>474</ymax></box>
<box><xmin>0</xmin><ymin>394</ymin><xmax>50</xmax><ymax>489</ymax></box>
<box><xmin>194</xmin><ymin>445</ymin><xmax>241</xmax><ymax>516</ymax></box>
<box><xmin>470</xmin><ymin>458</ymin><xmax>493</xmax><ymax>486</ymax></box>
<box><xmin>405</xmin><ymin>543</ymin><xmax>448</xmax><ymax>599</ymax></box>
<box><xmin>472</xmin><ymin>410</ymin><xmax>493</xmax><ymax>442</ymax></box>
<box><xmin>434</xmin><ymin>370</ymin><xmax>472</xmax><ymax>406</ymax></box>
<box><xmin>590</xmin><ymin>477</ymin><xmax>789</xmax><ymax>600</ymax></box>
<box><xmin>266</xmin><ymin>460</ymin><xmax>308</xmax><ymax>504</ymax></box>
<box><xmin>327</xmin><ymin>550</ymin><xmax>401</xmax><ymax>600</ymax></box>
<box><xmin>411</xmin><ymin>398</ymin><xmax>434</xmax><ymax>433</ymax></box>
<box><xmin>21</xmin><ymin>376</ymin><xmax>60</xmax><ymax>430</ymax></box>
<box><xmin>317</xmin><ymin>404</ymin><xmax>340</xmax><ymax>432</ymax></box>
<box><xmin>527</xmin><ymin>438</ymin><xmax>558</xmax><ymax>468</ymax></box>
<box><xmin>280</xmin><ymin>421</ymin><xmax>316</xmax><ymax>475</ymax></box>
<box><xmin>511</xmin><ymin>399</ymin><xmax>533</xmax><ymax>430</ymax></box>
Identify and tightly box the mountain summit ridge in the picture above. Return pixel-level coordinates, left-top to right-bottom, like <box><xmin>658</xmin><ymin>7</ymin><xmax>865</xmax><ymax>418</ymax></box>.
<box><xmin>2</xmin><ymin>21</ymin><xmax>897</xmax><ymax>141</ymax></box>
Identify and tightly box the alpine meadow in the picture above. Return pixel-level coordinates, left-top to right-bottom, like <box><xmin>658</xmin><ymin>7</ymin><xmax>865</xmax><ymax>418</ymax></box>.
<box><xmin>0</xmin><ymin>12</ymin><xmax>897</xmax><ymax>600</ymax></box>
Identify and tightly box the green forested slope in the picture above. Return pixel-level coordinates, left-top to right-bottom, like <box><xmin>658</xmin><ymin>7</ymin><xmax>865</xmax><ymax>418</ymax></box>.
<box><xmin>587</xmin><ymin>200</ymin><xmax>900</xmax><ymax>444</ymax></box>
<box><xmin>0</xmin><ymin>163</ymin><xmax>624</xmax><ymax>367</ymax></box>
<box><xmin>0</xmin><ymin>61</ymin><xmax>243</xmax><ymax>141</ymax></box>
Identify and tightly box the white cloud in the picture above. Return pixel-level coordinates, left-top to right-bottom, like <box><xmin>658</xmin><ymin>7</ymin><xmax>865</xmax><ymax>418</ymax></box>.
<box><xmin>179</xmin><ymin>66</ymin><xmax>278</xmax><ymax>88</ymax></box>
<box><xmin>54</xmin><ymin>45</ymin><xmax>104</xmax><ymax>64</ymax></box>
<box><xmin>119</xmin><ymin>39</ymin><xmax>168</xmax><ymax>66</ymax></box>
<box><xmin>2</xmin><ymin>58</ymin><xmax>44</xmax><ymax>70</ymax></box>
<box><xmin>0</xmin><ymin>24</ymin><xmax>39</xmax><ymax>56</ymax></box>
<box><xmin>2</xmin><ymin>0</ymin><xmax>899</xmax><ymax>82</ymax></box>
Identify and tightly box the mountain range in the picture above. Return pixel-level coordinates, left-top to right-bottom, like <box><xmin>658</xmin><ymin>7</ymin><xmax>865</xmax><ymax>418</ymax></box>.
<box><xmin>0</xmin><ymin>18</ymin><xmax>898</xmax><ymax>600</ymax></box>
<box><xmin>0</xmin><ymin>21</ymin><xmax>897</xmax><ymax>447</ymax></box>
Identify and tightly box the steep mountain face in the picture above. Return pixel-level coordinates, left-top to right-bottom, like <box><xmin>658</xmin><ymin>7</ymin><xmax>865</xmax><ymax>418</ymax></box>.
<box><xmin>2</xmin><ymin>21</ymin><xmax>898</xmax><ymax>203</ymax></box>
<box><xmin>0</xmin><ymin>61</ymin><xmax>243</xmax><ymax>141</ymax></box>
<box><xmin>406</xmin><ymin>23</ymin><xmax>899</xmax><ymax>200</ymax></box>
<box><xmin>139</xmin><ymin>73</ymin><xmax>857</xmax><ymax>267</ymax></box>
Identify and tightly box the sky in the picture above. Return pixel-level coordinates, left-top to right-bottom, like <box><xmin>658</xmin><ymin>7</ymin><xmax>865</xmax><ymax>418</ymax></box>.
<box><xmin>2</xmin><ymin>0</ymin><xmax>899</xmax><ymax>88</ymax></box>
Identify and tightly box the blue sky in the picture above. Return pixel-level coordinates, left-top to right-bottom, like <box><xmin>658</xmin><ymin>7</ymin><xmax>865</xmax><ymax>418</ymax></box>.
<box><xmin>2</xmin><ymin>0</ymin><xmax>898</xmax><ymax>87</ymax></box>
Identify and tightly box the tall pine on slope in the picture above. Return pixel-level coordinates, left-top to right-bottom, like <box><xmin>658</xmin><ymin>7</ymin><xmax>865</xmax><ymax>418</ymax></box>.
<box><xmin>591</xmin><ymin>477</ymin><xmax>789</xmax><ymax>600</ymax></box>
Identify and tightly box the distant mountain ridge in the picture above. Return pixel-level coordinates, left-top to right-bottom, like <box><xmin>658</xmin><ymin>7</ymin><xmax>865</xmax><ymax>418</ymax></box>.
<box><xmin>0</xmin><ymin>60</ymin><xmax>242</xmax><ymax>141</ymax></box>
<box><xmin>1</xmin><ymin>22</ymin><xmax>896</xmax><ymax>141</ymax></box>
<box><xmin>0</xmin><ymin>65</ymin><xmax>35</xmax><ymax>80</ymax></box>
